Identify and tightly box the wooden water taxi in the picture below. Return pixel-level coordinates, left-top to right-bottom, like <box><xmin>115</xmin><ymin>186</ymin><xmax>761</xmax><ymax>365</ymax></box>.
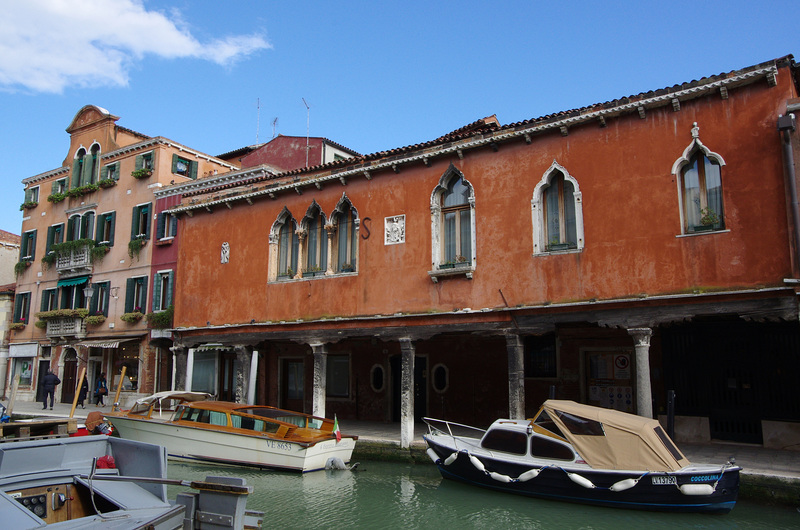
<box><xmin>106</xmin><ymin>391</ymin><xmax>357</xmax><ymax>473</ymax></box>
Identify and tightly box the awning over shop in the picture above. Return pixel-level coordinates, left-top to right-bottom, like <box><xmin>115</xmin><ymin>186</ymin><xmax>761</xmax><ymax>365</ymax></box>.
<box><xmin>76</xmin><ymin>339</ymin><xmax>136</xmax><ymax>349</ymax></box>
<box><xmin>57</xmin><ymin>275</ymin><xmax>90</xmax><ymax>287</ymax></box>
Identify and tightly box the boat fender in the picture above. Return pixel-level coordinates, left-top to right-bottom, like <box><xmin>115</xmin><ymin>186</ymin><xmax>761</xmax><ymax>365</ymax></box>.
<box><xmin>489</xmin><ymin>472</ymin><xmax>512</xmax><ymax>483</ymax></box>
<box><xmin>516</xmin><ymin>468</ymin><xmax>541</xmax><ymax>482</ymax></box>
<box><xmin>469</xmin><ymin>454</ymin><xmax>486</xmax><ymax>473</ymax></box>
<box><xmin>444</xmin><ymin>452</ymin><xmax>459</xmax><ymax>466</ymax></box>
<box><xmin>679</xmin><ymin>483</ymin><xmax>715</xmax><ymax>496</ymax></box>
<box><xmin>568</xmin><ymin>472</ymin><xmax>596</xmax><ymax>489</ymax></box>
<box><xmin>610</xmin><ymin>478</ymin><xmax>639</xmax><ymax>492</ymax></box>
<box><xmin>426</xmin><ymin>448</ymin><xmax>441</xmax><ymax>464</ymax></box>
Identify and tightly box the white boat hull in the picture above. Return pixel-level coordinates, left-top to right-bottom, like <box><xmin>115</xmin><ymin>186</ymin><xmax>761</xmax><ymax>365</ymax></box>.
<box><xmin>109</xmin><ymin>415</ymin><xmax>356</xmax><ymax>473</ymax></box>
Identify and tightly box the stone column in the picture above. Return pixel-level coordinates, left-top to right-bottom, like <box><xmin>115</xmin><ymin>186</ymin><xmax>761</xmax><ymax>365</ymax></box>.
<box><xmin>627</xmin><ymin>328</ymin><xmax>653</xmax><ymax>418</ymax></box>
<box><xmin>234</xmin><ymin>345</ymin><xmax>250</xmax><ymax>404</ymax></box>
<box><xmin>399</xmin><ymin>338</ymin><xmax>416</xmax><ymax>449</ymax></box>
<box><xmin>185</xmin><ymin>348</ymin><xmax>195</xmax><ymax>392</ymax></box>
<box><xmin>311</xmin><ymin>343</ymin><xmax>327</xmax><ymax>418</ymax></box>
<box><xmin>172</xmin><ymin>346</ymin><xmax>187</xmax><ymax>392</ymax></box>
<box><xmin>505</xmin><ymin>334</ymin><xmax>525</xmax><ymax>419</ymax></box>
<box><xmin>248</xmin><ymin>350</ymin><xmax>259</xmax><ymax>405</ymax></box>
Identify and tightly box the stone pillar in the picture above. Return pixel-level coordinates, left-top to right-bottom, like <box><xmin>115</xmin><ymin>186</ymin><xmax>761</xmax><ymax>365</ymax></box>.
<box><xmin>505</xmin><ymin>334</ymin><xmax>525</xmax><ymax>419</ymax></box>
<box><xmin>399</xmin><ymin>338</ymin><xmax>415</xmax><ymax>449</ymax></box>
<box><xmin>311</xmin><ymin>343</ymin><xmax>327</xmax><ymax>418</ymax></box>
<box><xmin>185</xmin><ymin>348</ymin><xmax>195</xmax><ymax>392</ymax></box>
<box><xmin>172</xmin><ymin>346</ymin><xmax>187</xmax><ymax>392</ymax></box>
<box><xmin>234</xmin><ymin>345</ymin><xmax>250</xmax><ymax>404</ymax></box>
<box><xmin>627</xmin><ymin>327</ymin><xmax>653</xmax><ymax>418</ymax></box>
<box><xmin>248</xmin><ymin>350</ymin><xmax>259</xmax><ymax>405</ymax></box>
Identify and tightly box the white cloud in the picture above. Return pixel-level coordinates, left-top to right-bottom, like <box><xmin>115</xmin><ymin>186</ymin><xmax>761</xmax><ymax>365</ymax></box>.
<box><xmin>0</xmin><ymin>0</ymin><xmax>271</xmax><ymax>93</ymax></box>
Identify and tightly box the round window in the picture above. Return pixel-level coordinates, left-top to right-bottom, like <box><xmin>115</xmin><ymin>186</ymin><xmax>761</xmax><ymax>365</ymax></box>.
<box><xmin>432</xmin><ymin>364</ymin><xmax>448</xmax><ymax>393</ymax></box>
<box><xmin>370</xmin><ymin>364</ymin><xmax>385</xmax><ymax>392</ymax></box>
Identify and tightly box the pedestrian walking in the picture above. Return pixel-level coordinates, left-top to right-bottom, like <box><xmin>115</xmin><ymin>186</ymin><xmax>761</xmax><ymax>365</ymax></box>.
<box><xmin>41</xmin><ymin>370</ymin><xmax>60</xmax><ymax>410</ymax></box>
<box><xmin>77</xmin><ymin>378</ymin><xmax>89</xmax><ymax>409</ymax></box>
<box><xmin>94</xmin><ymin>373</ymin><xmax>108</xmax><ymax>407</ymax></box>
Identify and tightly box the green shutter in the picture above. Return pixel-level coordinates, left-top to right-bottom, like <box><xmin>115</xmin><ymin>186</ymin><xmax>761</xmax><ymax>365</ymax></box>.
<box><xmin>88</xmin><ymin>283</ymin><xmax>99</xmax><ymax>314</ymax></box>
<box><xmin>171</xmin><ymin>154</ymin><xmax>179</xmax><ymax>173</ymax></box>
<box><xmin>46</xmin><ymin>226</ymin><xmax>55</xmax><ymax>253</ymax></box>
<box><xmin>139</xmin><ymin>276</ymin><xmax>148</xmax><ymax>311</ymax></box>
<box><xmin>135</xmin><ymin>154</ymin><xmax>143</xmax><ymax>170</ymax></box>
<box><xmin>72</xmin><ymin>159</ymin><xmax>81</xmax><ymax>189</ymax></box>
<box><xmin>166</xmin><ymin>271</ymin><xmax>174</xmax><ymax>307</ymax></box>
<box><xmin>100</xmin><ymin>165</ymin><xmax>107</xmax><ymax>180</ymax></box>
<box><xmin>156</xmin><ymin>213</ymin><xmax>165</xmax><ymax>239</ymax></box>
<box><xmin>189</xmin><ymin>160</ymin><xmax>198</xmax><ymax>180</ymax></box>
<box><xmin>170</xmin><ymin>214</ymin><xmax>178</xmax><ymax>237</ymax></box>
<box><xmin>125</xmin><ymin>278</ymin><xmax>134</xmax><ymax>313</ymax></box>
<box><xmin>152</xmin><ymin>273</ymin><xmax>162</xmax><ymax>311</ymax></box>
<box><xmin>131</xmin><ymin>207</ymin><xmax>138</xmax><ymax>239</ymax></box>
<box><xmin>29</xmin><ymin>231</ymin><xmax>36</xmax><ymax>261</ymax></box>
<box><xmin>13</xmin><ymin>296</ymin><xmax>22</xmax><ymax>322</ymax></box>
<box><xmin>108</xmin><ymin>212</ymin><xmax>116</xmax><ymax>246</ymax></box>
<box><xmin>102</xmin><ymin>283</ymin><xmax>110</xmax><ymax>316</ymax></box>
<box><xmin>144</xmin><ymin>203</ymin><xmax>152</xmax><ymax>237</ymax></box>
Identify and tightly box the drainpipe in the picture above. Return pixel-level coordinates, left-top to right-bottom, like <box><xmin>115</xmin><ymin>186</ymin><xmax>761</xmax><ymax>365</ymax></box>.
<box><xmin>779</xmin><ymin>113</ymin><xmax>800</xmax><ymax>273</ymax></box>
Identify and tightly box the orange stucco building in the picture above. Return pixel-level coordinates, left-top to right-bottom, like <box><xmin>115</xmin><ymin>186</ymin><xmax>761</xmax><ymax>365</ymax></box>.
<box><xmin>164</xmin><ymin>55</ymin><xmax>800</xmax><ymax>449</ymax></box>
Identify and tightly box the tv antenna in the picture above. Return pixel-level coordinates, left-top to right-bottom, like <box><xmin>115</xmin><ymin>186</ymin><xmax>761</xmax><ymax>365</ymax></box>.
<box><xmin>256</xmin><ymin>98</ymin><xmax>261</xmax><ymax>143</ymax></box>
<box><xmin>271</xmin><ymin>117</ymin><xmax>278</xmax><ymax>139</ymax></box>
<box><xmin>302</xmin><ymin>97</ymin><xmax>310</xmax><ymax>167</ymax></box>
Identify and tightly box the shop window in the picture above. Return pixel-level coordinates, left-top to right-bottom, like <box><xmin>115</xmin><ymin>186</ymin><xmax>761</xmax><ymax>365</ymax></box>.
<box><xmin>114</xmin><ymin>342</ymin><xmax>139</xmax><ymax>391</ymax></box>
<box><xmin>12</xmin><ymin>359</ymin><xmax>33</xmax><ymax>386</ymax></box>
<box><xmin>326</xmin><ymin>355</ymin><xmax>350</xmax><ymax>398</ymax></box>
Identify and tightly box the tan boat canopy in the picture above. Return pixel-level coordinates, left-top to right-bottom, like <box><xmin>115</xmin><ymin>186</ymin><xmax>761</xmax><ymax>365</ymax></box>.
<box><xmin>128</xmin><ymin>391</ymin><xmax>213</xmax><ymax>414</ymax></box>
<box><xmin>535</xmin><ymin>400</ymin><xmax>690</xmax><ymax>472</ymax></box>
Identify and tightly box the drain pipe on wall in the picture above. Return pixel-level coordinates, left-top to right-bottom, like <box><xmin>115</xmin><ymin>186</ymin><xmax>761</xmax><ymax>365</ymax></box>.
<box><xmin>778</xmin><ymin>112</ymin><xmax>800</xmax><ymax>273</ymax></box>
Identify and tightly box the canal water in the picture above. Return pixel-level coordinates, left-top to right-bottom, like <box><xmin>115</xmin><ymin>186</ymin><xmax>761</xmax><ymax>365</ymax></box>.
<box><xmin>168</xmin><ymin>460</ymin><xmax>798</xmax><ymax>529</ymax></box>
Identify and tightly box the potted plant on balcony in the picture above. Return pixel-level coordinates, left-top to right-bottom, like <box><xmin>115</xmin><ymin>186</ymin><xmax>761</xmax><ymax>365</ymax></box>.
<box><xmin>98</xmin><ymin>178</ymin><xmax>117</xmax><ymax>189</ymax></box>
<box><xmin>19</xmin><ymin>201</ymin><xmax>38</xmax><ymax>211</ymax></box>
<box><xmin>9</xmin><ymin>319</ymin><xmax>25</xmax><ymax>331</ymax></box>
<box><xmin>47</xmin><ymin>192</ymin><xmax>66</xmax><ymax>204</ymax></box>
<box><xmin>146</xmin><ymin>305</ymin><xmax>174</xmax><ymax>329</ymax></box>
<box><xmin>84</xmin><ymin>312</ymin><xmax>106</xmax><ymax>326</ymax></box>
<box><xmin>90</xmin><ymin>244</ymin><xmax>111</xmax><ymax>263</ymax></box>
<box><xmin>14</xmin><ymin>260</ymin><xmax>31</xmax><ymax>277</ymax></box>
<box><xmin>128</xmin><ymin>236</ymin><xmax>147</xmax><ymax>261</ymax></box>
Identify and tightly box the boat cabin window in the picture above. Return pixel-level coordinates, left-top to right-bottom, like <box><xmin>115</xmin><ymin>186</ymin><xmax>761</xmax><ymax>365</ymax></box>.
<box><xmin>177</xmin><ymin>407</ymin><xmax>227</xmax><ymax>426</ymax></box>
<box><xmin>530</xmin><ymin>435</ymin><xmax>576</xmax><ymax>461</ymax></box>
<box><xmin>555</xmin><ymin>411</ymin><xmax>604</xmax><ymax>436</ymax></box>
<box><xmin>481</xmin><ymin>429</ymin><xmax>527</xmax><ymax>455</ymax></box>
<box><xmin>533</xmin><ymin>410</ymin><xmax>566</xmax><ymax>438</ymax></box>
<box><xmin>230</xmin><ymin>414</ymin><xmax>281</xmax><ymax>434</ymax></box>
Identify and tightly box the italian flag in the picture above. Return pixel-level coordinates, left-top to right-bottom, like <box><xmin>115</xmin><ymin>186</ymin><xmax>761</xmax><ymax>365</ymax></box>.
<box><xmin>333</xmin><ymin>414</ymin><xmax>342</xmax><ymax>442</ymax></box>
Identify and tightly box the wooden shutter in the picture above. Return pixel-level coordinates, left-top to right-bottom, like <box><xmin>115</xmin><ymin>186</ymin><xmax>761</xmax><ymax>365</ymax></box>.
<box><xmin>152</xmin><ymin>273</ymin><xmax>162</xmax><ymax>311</ymax></box>
<box><xmin>156</xmin><ymin>212</ymin><xmax>165</xmax><ymax>240</ymax></box>
<box><xmin>108</xmin><ymin>212</ymin><xmax>116</xmax><ymax>245</ymax></box>
<box><xmin>189</xmin><ymin>160</ymin><xmax>198</xmax><ymax>179</ymax></box>
<box><xmin>125</xmin><ymin>278</ymin><xmax>134</xmax><ymax>313</ymax></box>
<box><xmin>135</xmin><ymin>154</ymin><xmax>143</xmax><ymax>170</ymax></box>
<box><xmin>166</xmin><ymin>271</ymin><xmax>174</xmax><ymax>307</ymax></box>
<box><xmin>171</xmin><ymin>154</ymin><xmax>179</xmax><ymax>173</ymax></box>
<box><xmin>88</xmin><ymin>283</ymin><xmax>99</xmax><ymax>314</ymax></box>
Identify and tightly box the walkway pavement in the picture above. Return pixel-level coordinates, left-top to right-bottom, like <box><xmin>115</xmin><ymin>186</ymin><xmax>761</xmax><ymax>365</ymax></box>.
<box><xmin>9</xmin><ymin>399</ymin><xmax>800</xmax><ymax>482</ymax></box>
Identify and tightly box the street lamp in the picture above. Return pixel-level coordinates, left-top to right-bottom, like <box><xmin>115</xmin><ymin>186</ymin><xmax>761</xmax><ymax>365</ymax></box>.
<box><xmin>83</xmin><ymin>284</ymin><xmax>95</xmax><ymax>309</ymax></box>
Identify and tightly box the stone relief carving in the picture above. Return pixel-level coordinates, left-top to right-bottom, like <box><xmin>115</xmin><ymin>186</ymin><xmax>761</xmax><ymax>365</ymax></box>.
<box><xmin>384</xmin><ymin>215</ymin><xmax>405</xmax><ymax>245</ymax></box>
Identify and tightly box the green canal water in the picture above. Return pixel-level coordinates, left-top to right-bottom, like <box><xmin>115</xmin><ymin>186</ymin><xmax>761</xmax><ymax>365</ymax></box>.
<box><xmin>167</xmin><ymin>460</ymin><xmax>799</xmax><ymax>529</ymax></box>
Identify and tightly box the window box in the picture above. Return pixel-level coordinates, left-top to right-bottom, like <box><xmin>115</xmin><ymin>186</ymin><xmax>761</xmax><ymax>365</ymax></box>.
<box><xmin>428</xmin><ymin>265</ymin><xmax>474</xmax><ymax>283</ymax></box>
<box><xmin>20</xmin><ymin>201</ymin><xmax>38</xmax><ymax>211</ymax></box>
<box><xmin>98</xmin><ymin>178</ymin><xmax>117</xmax><ymax>188</ymax></box>
<box><xmin>84</xmin><ymin>314</ymin><xmax>106</xmax><ymax>326</ymax></box>
<box><xmin>120</xmin><ymin>311</ymin><xmax>144</xmax><ymax>323</ymax></box>
<box><xmin>9</xmin><ymin>322</ymin><xmax>25</xmax><ymax>331</ymax></box>
<box><xmin>692</xmin><ymin>224</ymin><xmax>715</xmax><ymax>233</ymax></box>
<box><xmin>547</xmin><ymin>243</ymin><xmax>571</xmax><ymax>251</ymax></box>
<box><xmin>132</xmin><ymin>168</ymin><xmax>153</xmax><ymax>179</ymax></box>
<box><xmin>47</xmin><ymin>193</ymin><xmax>66</xmax><ymax>204</ymax></box>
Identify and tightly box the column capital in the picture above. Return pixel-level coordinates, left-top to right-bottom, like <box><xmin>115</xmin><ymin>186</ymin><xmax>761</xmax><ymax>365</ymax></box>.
<box><xmin>627</xmin><ymin>327</ymin><xmax>652</xmax><ymax>346</ymax></box>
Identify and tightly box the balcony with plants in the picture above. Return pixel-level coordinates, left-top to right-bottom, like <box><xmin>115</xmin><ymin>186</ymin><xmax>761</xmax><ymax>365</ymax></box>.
<box><xmin>35</xmin><ymin>308</ymin><xmax>89</xmax><ymax>340</ymax></box>
<box><xmin>43</xmin><ymin>239</ymin><xmax>111</xmax><ymax>274</ymax></box>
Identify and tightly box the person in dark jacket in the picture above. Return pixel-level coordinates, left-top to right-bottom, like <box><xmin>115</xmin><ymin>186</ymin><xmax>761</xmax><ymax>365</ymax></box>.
<box><xmin>77</xmin><ymin>378</ymin><xmax>89</xmax><ymax>409</ymax></box>
<box><xmin>94</xmin><ymin>373</ymin><xmax>108</xmax><ymax>406</ymax></box>
<box><xmin>41</xmin><ymin>370</ymin><xmax>60</xmax><ymax>410</ymax></box>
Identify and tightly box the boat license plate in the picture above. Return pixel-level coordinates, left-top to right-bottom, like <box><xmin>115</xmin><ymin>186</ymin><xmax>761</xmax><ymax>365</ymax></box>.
<box><xmin>651</xmin><ymin>475</ymin><xmax>676</xmax><ymax>485</ymax></box>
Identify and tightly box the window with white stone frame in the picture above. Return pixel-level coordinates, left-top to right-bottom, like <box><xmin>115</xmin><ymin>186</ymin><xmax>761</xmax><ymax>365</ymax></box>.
<box><xmin>430</xmin><ymin>164</ymin><xmax>476</xmax><ymax>277</ymax></box>
<box><xmin>532</xmin><ymin>161</ymin><xmax>584</xmax><ymax>254</ymax></box>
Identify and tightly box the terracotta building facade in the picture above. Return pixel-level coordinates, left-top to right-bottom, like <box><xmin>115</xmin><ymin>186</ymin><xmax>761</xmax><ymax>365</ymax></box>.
<box><xmin>9</xmin><ymin>106</ymin><xmax>236</xmax><ymax>407</ymax></box>
<box><xmin>164</xmin><ymin>56</ymin><xmax>800</xmax><ymax>449</ymax></box>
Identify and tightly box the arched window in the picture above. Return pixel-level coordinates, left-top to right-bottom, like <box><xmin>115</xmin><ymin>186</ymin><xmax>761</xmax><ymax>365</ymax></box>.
<box><xmin>532</xmin><ymin>161</ymin><xmax>584</xmax><ymax>254</ymax></box>
<box><xmin>270</xmin><ymin>208</ymin><xmax>299</xmax><ymax>280</ymax></box>
<box><xmin>302</xmin><ymin>202</ymin><xmax>327</xmax><ymax>276</ymax></box>
<box><xmin>672</xmin><ymin>123</ymin><xmax>726</xmax><ymax>234</ymax></box>
<box><xmin>72</xmin><ymin>144</ymin><xmax>101</xmax><ymax>188</ymax></box>
<box><xmin>72</xmin><ymin>148</ymin><xmax>86</xmax><ymax>189</ymax></box>
<box><xmin>430</xmin><ymin>164</ymin><xmax>475</xmax><ymax>272</ymax></box>
<box><xmin>333</xmin><ymin>195</ymin><xmax>358</xmax><ymax>272</ymax></box>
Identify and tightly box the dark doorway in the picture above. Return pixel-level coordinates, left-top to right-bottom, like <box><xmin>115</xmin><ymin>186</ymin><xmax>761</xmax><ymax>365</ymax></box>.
<box><xmin>35</xmin><ymin>360</ymin><xmax>50</xmax><ymax>403</ymax></box>
<box><xmin>218</xmin><ymin>351</ymin><xmax>236</xmax><ymax>401</ymax></box>
<box><xmin>156</xmin><ymin>347</ymin><xmax>174</xmax><ymax>392</ymax></box>
<box><xmin>390</xmin><ymin>355</ymin><xmax>427</xmax><ymax>422</ymax></box>
<box><xmin>60</xmin><ymin>352</ymin><xmax>78</xmax><ymax>404</ymax></box>
<box><xmin>280</xmin><ymin>359</ymin><xmax>305</xmax><ymax>412</ymax></box>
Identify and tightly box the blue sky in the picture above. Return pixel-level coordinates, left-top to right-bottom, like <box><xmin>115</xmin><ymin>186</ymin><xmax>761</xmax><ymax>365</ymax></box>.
<box><xmin>1</xmin><ymin>0</ymin><xmax>799</xmax><ymax>235</ymax></box>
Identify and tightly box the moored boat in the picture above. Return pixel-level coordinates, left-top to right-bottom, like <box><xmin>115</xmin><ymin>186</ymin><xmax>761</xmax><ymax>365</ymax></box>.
<box><xmin>424</xmin><ymin>400</ymin><xmax>740</xmax><ymax>513</ymax></box>
<box><xmin>0</xmin><ymin>434</ymin><xmax>262</xmax><ymax>528</ymax></box>
<box><xmin>106</xmin><ymin>391</ymin><xmax>357</xmax><ymax>473</ymax></box>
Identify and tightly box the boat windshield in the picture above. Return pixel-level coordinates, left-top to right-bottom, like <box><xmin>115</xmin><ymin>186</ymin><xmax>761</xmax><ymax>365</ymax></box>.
<box><xmin>533</xmin><ymin>410</ymin><xmax>566</xmax><ymax>438</ymax></box>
